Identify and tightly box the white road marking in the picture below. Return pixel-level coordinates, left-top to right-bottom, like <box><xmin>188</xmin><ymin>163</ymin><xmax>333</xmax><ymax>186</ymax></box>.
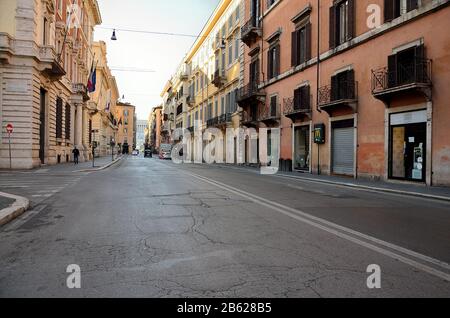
<box><xmin>183</xmin><ymin>170</ymin><xmax>450</xmax><ymax>282</ymax></box>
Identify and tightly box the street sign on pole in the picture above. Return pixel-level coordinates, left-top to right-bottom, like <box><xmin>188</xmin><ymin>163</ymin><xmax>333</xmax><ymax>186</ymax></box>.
<box><xmin>6</xmin><ymin>123</ymin><xmax>13</xmax><ymax>169</ymax></box>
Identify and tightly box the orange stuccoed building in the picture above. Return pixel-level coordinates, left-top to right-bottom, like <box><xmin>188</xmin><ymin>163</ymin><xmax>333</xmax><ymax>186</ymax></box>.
<box><xmin>238</xmin><ymin>0</ymin><xmax>450</xmax><ymax>186</ymax></box>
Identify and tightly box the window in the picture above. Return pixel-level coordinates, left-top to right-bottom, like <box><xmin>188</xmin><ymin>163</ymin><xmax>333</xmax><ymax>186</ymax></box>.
<box><xmin>56</xmin><ymin>98</ymin><xmax>63</xmax><ymax>139</ymax></box>
<box><xmin>292</xmin><ymin>22</ymin><xmax>311</xmax><ymax>67</ymax></box>
<box><xmin>215</xmin><ymin>97</ymin><xmax>219</xmax><ymax>117</ymax></box>
<box><xmin>267</xmin><ymin>43</ymin><xmax>280</xmax><ymax>79</ymax></box>
<box><xmin>43</xmin><ymin>18</ymin><xmax>48</xmax><ymax>45</ymax></box>
<box><xmin>221</xmin><ymin>96</ymin><xmax>225</xmax><ymax>115</ymax></box>
<box><xmin>250</xmin><ymin>59</ymin><xmax>260</xmax><ymax>84</ymax></box>
<box><xmin>65</xmin><ymin>104</ymin><xmax>71</xmax><ymax>140</ymax></box>
<box><xmin>329</xmin><ymin>0</ymin><xmax>355</xmax><ymax>49</ymax></box>
<box><xmin>235</xmin><ymin>38</ymin><xmax>239</xmax><ymax>61</ymax></box>
<box><xmin>293</xmin><ymin>86</ymin><xmax>311</xmax><ymax>110</ymax></box>
<box><xmin>225</xmin><ymin>92</ymin><xmax>231</xmax><ymax>114</ymax></box>
<box><xmin>228</xmin><ymin>42</ymin><xmax>233</xmax><ymax>65</ymax></box>
<box><xmin>385</xmin><ymin>0</ymin><xmax>419</xmax><ymax>22</ymax></box>
<box><xmin>330</xmin><ymin>69</ymin><xmax>355</xmax><ymax>101</ymax></box>
<box><xmin>235</xmin><ymin>6</ymin><xmax>240</xmax><ymax>22</ymax></box>
<box><xmin>269</xmin><ymin>95</ymin><xmax>278</xmax><ymax>117</ymax></box>
<box><xmin>88</xmin><ymin>119</ymin><xmax>92</xmax><ymax>144</ymax></box>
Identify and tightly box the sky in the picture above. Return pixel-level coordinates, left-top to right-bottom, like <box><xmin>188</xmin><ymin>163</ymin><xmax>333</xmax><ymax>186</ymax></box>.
<box><xmin>94</xmin><ymin>0</ymin><xmax>221</xmax><ymax>120</ymax></box>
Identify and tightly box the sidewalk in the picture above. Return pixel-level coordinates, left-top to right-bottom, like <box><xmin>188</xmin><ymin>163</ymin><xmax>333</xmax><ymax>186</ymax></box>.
<box><xmin>276</xmin><ymin>170</ymin><xmax>450</xmax><ymax>201</ymax></box>
<box><xmin>213</xmin><ymin>163</ymin><xmax>450</xmax><ymax>202</ymax></box>
<box><xmin>0</xmin><ymin>192</ymin><xmax>30</xmax><ymax>226</ymax></box>
<box><xmin>31</xmin><ymin>155</ymin><xmax>123</xmax><ymax>174</ymax></box>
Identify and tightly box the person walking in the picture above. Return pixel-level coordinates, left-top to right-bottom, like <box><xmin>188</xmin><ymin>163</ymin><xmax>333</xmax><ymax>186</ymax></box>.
<box><xmin>72</xmin><ymin>146</ymin><xmax>80</xmax><ymax>165</ymax></box>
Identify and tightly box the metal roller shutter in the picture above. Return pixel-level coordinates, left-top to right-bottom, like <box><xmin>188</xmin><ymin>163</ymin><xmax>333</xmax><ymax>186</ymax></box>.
<box><xmin>332</xmin><ymin>127</ymin><xmax>355</xmax><ymax>175</ymax></box>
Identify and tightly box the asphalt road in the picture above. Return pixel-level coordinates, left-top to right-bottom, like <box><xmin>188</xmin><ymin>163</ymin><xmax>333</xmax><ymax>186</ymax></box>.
<box><xmin>0</xmin><ymin>156</ymin><xmax>449</xmax><ymax>297</ymax></box>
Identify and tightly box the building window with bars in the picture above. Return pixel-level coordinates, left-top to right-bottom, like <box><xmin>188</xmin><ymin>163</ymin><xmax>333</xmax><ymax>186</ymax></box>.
<box><xmin>56</xmin><ymin>97</ymin><xmax>63</xmax><ymax>139</ymax></box>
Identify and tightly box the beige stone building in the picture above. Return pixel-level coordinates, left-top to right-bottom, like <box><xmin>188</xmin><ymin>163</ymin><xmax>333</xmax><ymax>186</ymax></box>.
<box><xmin>0</xmin><ymin>0</ymin><xmax>101</xmax><ymax>168</ymax></box>
<box><xmin>114</xmin><ymin>101</ymin><xmax>135</xmax><ymax>154</ymax></box>
<box><xmin>90</xmin><ymin>41</ymin><xmax>119</xmax><ymax>157</ymax></box>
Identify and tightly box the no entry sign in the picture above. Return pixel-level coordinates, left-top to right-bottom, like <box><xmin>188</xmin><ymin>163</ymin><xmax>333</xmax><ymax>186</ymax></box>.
<box><xmin>6</xmin><ymin>123</ymin><xmax>13</xmax><ymax>134</ymax></box>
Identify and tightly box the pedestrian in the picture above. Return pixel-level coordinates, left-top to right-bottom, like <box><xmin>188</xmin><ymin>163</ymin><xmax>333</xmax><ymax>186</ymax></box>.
<box><xmin>72</xmin><ymin>146</ymin><xmax>80</xmax><ymax>165</ymax></box>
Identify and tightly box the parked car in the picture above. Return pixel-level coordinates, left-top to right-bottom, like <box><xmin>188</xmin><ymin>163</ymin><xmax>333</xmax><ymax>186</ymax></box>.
<box><xmin>132</xmin><ymin>150</ymin><xmax>139</xmax><ymax>156</ymax></box>
<box><xmin>144</xmin><ymin>149</ymin><xmax>152</xmax><ymax>158</ymax></box>
<box><xmin>159</xmin><ymin>144</ymin><xmax>172</xmax><ymax>160</ymax></box>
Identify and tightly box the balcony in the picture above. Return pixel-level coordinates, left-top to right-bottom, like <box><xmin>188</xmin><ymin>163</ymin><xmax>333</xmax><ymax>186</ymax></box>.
<box><xmin>372</xmin><ymin>58</ymin><xmax>432</xmax><ymax>105</ymax></box>
<box><xmin>241</xmin><ymin>17</ymin><xmax>262</xmax><ymax>46</ymax></box>
<box><xmin>283</xmin><ymin>96</ymin><xmax>311</xmax><ymax>120</ymax></box>
<box><xmin>242</xmin><ymin>108</ymin><xmax>259</xmax><ymax>127</ymax></box>
<box><xmin>207</xmin><ymin>113</ymin><xmax>232</xmax><ymax>128</ymax></box>
<box><xmin>260</xmin><ymin>103</ymin><xmax>280</xmax><ymax>125</ymax></box>
<box><xmin>318</xmin><ymin>80</ymin><xmax>358</xmax><ymax>116</ymax></box>
<box><xmin>237</xmin><ymin>81</ymin><xmax>265</xmax><ymax>106</ymax></box>
<box><xmin>0</xmin><ymin>33</ymin><xmax>13</xmax><ymax>64</ymax></box>
<box><xmin>212</xmin><ymin>69</ymin><xmax>226</xmax><ymax>88</ymax></box>
<box><xmin>39</xmin><ymin>45</ymin><xmax>66</xmax><ymax>80</ymax></box>
<box><xmin>72</xmin><ymin>83</ymin><xmax>90</xmax><ymax>102</ymax></box>
<box><xmin>186</xmin><ymin>95</ymin><xmax>194</xmax><ymax>107</ymax></box>
<box><xmin>213</xmin><ymin>38</ymin><xmax>226</xmax><ymax>51</ymax></box>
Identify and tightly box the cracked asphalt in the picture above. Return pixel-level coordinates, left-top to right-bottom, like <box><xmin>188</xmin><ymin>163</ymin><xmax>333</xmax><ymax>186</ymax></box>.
<box><xmin>0</xmin><ymin>156</ymin><xmax>449</xmax><ymax>297</ymax></box>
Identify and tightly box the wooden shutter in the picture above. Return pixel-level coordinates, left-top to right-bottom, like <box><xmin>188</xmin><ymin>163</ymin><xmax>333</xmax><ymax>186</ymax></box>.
<box><xmin>305</xmin><ymin>22</ymin><xmax>312</xmax><ymax>62</ymax></box>
<box><xmin>65</xmin><ymin>103</ymin><xmax>71</xmax><ymax>140</ymax></box>
<box><xmin>275</xmin><ymin>44</ymin><xmax>280</xmax><ymax>77</ymax></box>
<box><xmin>302</xmin><ymin>85</ymin><xmax>310</xmax><ymax>110</ymax></box>
<box><xmin>384</xmin><ymin>0</ymin><xmax>395</xmax><ymax>22</ymax></box>
<box><xmin>267</xmin><ymin>49</ymin><xmax>273</xmax><ymax>79</ymax></box>
<box><xmin>329</xmin><ymin>6</ymin><xmax>336</xmax><ymax>49</ymax></box>
<box><xmin>331</xmin><ymin>75</ymin><xmax>338</xmax><ymax>101</ymax></box>
<box><xmin>407</xmin><ymin>0</ymin><xmax>419</xmax><ymax>12</ymax></box>
<box><xmin>291</xmin><ymin>31</ymin><xmax>298</xmax><ymax>67</ymax></box>
<box><xmin>348</xmin><ymin>0</ymin><xmax>355</xmax><ymax>40</ymax></box>
<box><xmin>388</xmin><ymin>53</ymin><xmax>398</xmax><ymax>87</ymax></box>
<box><xmin>346</xmin><ymin>70</ymin><xmax>355</xmax><ymax>99</ymax></box>
<box><xmin>293</xmin><ymin>88</ymin><xmax>301</xmax><ymax>110</ymax></box>
<box><xmin>415</xmin><ymin>44</ymin><xmax>425</xmax><ymax>82</ymax></box>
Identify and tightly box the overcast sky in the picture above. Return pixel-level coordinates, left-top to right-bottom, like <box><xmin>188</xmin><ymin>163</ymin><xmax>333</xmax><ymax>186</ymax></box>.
<box><xmin>94</xmin><ymin>0</ymin><xmax>221</xmax><ymax>120</ymax></box>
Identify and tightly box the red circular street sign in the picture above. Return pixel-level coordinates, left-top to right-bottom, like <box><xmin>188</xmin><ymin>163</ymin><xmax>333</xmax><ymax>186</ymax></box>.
<box><xmin>6</xmin><ymin>123</ymin><xmax>13</xmax><ymax>133</ymax></box>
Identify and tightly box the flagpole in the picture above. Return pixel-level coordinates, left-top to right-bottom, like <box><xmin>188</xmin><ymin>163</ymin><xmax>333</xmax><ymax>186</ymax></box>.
<box><xmin>58</xmin><ymin>0</ymin><xmax>77</xmax><ymax>63</ymax></box>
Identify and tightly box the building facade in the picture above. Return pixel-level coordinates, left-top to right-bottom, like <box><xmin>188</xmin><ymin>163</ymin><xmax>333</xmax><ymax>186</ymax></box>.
<box><xmin>90</xmin><ymin>41</ymin><xmax>119</xmax><ymax>157</ymax></box>
<box><xmin>160</xmin><ymin>0</ymin><xmax>244</xmax><ymax>162</ymax></box>
<box><xmin>148</xmin><ymin>105</ymin><xmax>162</xmax><ymax>152</ymax></box>
<box><xmin>136</xmin><ymin>119</ymin><xmax>147</xmax><ymax>151</ymax></box>
<box><xmin>0</xmin><ymin>0</ymin><xmax>102</xmax><ymax>168</ymax></box>
<box><xmin>237</xmin><ymin>0</ymin><xmax>450</xmax><ymax>186</ymax></box>
<box><xmin>114</xmin><ymin>101</ymin><xmax>135</xmax><ymax>154</ymax></box>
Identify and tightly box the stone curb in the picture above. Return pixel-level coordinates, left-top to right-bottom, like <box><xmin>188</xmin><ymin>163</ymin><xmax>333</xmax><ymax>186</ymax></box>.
<box><xmin>277</xmin><ymin>173</ymin><xmax>450</xmax><ymax>203</ymax></box>
<box><xmin>0</xmin><ymin>192</ymin><xmax>30</xmax><ymax>226</ymax></box>
<box><xmin>75</xmin><ymin>156</ymin><xmax>124</xmax><ymax>173</ymax></box>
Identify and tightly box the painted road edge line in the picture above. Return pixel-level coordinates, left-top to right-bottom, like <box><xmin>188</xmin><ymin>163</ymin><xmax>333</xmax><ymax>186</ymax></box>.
<box><xmin>184</xmin><ymin>171</ymin><xmax>450</xmax><ymax>282</ymax></box>
<box><xmin>0</xmin><ymin>191</ymin><xmax>30</xmax><ymax>227</ymax></box>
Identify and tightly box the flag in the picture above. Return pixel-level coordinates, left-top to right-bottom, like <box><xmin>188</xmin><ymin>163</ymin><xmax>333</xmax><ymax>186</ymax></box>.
<box><xmin>87</xmin><ymin>64</ymin><xmax>96</xmax><ymax>93</ymax></box>
<box><xmin>105</xmin><ymin>89</ymin><xmax>111</xmax><ymax>112</ymax></box>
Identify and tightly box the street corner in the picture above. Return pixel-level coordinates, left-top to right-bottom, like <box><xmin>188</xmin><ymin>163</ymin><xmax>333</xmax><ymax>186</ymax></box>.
<box><xmin>0</xmin><ymin>191</ymin><xmax>30</xmax><ymax>226</ymax></box>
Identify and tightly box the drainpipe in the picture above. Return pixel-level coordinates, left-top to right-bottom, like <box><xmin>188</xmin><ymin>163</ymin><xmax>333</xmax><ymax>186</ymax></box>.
<box><xmin>316</xmin><ymin>0</ymin><xmax>322</xmax><ymax>175</ymax></box>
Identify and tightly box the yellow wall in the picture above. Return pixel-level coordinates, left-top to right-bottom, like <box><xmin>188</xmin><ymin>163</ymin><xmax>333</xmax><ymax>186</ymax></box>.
<box><xmin>0</xmin><ymin>0</ymin><xmax>16</xmax><ymax>36</ymax></box>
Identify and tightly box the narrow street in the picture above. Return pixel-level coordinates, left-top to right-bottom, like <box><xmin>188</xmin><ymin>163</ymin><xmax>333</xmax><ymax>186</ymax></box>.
<box><xmin>0</xmin><ymin>157</ymin><xmax>449</xmax><ymax>297</ymax></box>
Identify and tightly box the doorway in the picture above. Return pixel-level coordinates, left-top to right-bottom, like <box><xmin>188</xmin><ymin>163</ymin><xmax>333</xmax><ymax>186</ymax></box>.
<box><xmin>39</xmin><ymin>88</ymin><xmax>46</xmax><ymax>164</ymax></box>
<box><xmin>389</xmin><ymin>110</ymin><xmax>427</xmax><ymax>182</ymax></box>
<box><xmin>293</xmin><ymin>125</ymin><xmax>310</xmax><ymax>171</ymax></box>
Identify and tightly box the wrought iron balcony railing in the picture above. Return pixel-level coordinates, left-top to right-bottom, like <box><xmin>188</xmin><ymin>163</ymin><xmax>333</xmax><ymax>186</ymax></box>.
<box><xmin>283</xmin><ymin>96</ymin><xmax>311</xmax><ymax>117</ymax></box>
<box><xmin>260</xmin><ymin>103</ymin><xmax>280</xmax><ymax>122</ymax></box>
<box><xmin>206</xmin><ymin>113</ymin><xmax>232</xmax><ymax>128</ymax></box>
<box><xmin>237</xmin><ymin>81</ymin><xmax>262</xmax><ymax>103</ymax></box>
<box><xmin>241</xmin><ymin>16</ymin><xmax>262</xmax><ymax>46</ymax></box>
<box><xmin>212</xmin><ymin>69</ymin><xmax>226</xmax><ymax>87</ymax></box>
<box><xmin>372</xmin><ymin>58</ymin><xmax>432</xmax><ymax>94</ymax></box>
<box><xmin>318</xmin><ymin>80</ymin><xmax>358</xmax><ymax>106</ymax></box>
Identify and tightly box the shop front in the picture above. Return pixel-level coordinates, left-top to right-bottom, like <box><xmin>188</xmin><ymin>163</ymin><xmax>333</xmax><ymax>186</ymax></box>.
<box><xmin>389</xmin><ymin>109</ymin><xmax>427</xmax><ymax>183</ymax></box>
